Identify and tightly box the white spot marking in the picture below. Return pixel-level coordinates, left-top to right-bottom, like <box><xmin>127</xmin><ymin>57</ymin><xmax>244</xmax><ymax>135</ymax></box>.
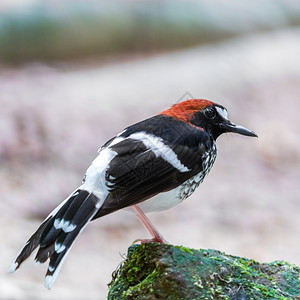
<box><xmin>216</xmin><ymin>106</ymin><xmax>228</xmax><ymax>120</ymax></box>
<box><xmin>7</xmin><ymin>262</ymin><xmax>18</xmax><ymax>273</ymax></box>
<box><xmin>54</xmin><ymin>218</ymin><xmax>61</xmax><ymax>229</ymax></box>
<box><xmin>55</xmin><ymin>242</ymin><xmax>66</xmax><ymax>253</ymax></box>
<box><xmin>128</xmin><ymin>132</ymin><xmax>190</xmax><ymax>172</ymax></box>
<box><xmin>45</xmin><ymin>275</ymin><xmax>55</xmax><ymax>290</ymax></box>
<box><xmin>108</xmin><ymin>175</ymin><xmax>116</xmax><ymax>180</ymax></box>
<box><xmin>61</xmin><ymin>220</ymin><xmax>76</xmax><ymax>233</ymax></box>
<box><xmin>48</xmin><ymin>265</ymin><xmax>55</xmax><ymax>272</ymax></box>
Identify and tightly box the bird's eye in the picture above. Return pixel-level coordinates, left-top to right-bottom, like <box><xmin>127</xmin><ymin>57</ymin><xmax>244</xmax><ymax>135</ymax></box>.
<box><xmin>204</xmin><ymin>107</ymin><xmax>216</xmax><ymax>119</ymax></box>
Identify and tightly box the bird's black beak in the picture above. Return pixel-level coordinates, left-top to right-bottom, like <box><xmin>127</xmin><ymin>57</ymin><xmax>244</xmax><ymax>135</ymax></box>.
<box><xmin>221</xmin><ymin>121</ymin><xmax>258</xmax><ymax>137</ymax></box>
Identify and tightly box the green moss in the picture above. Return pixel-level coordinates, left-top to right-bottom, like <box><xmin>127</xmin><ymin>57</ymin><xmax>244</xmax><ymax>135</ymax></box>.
<box><xmin>108</xmin><ymin>244</ymin><xmax>182</xmax><ymax>299</ymax></box>
<box><xmin>108</xmin><ymin>244</ymin><xmax>300</xmax><ymax>299</ymax></box>
<box><xmin>174</xmin><ymin>245</ymin><xmax>195</xmax><ymax>255</ymax></box>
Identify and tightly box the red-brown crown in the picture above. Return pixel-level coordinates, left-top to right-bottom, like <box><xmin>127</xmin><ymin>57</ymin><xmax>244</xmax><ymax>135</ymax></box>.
<box><xmin>159</xmin><ymin>99</ymin><xmax>216</xmax><ymax>122</ymax></box>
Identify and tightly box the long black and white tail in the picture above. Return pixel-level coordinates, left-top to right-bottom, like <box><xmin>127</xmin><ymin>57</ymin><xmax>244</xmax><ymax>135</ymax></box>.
<box><xmin>8</xmin><ymin>189</ymin><xmax>101</xmax><ymax>289</ymax></box>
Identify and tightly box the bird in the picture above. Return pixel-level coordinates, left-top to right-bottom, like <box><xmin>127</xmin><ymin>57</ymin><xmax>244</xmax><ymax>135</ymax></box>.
<box><xmin>8</xmin><ymin>98</ymin><xmax>257</xmax><ymax>289</ymax></box>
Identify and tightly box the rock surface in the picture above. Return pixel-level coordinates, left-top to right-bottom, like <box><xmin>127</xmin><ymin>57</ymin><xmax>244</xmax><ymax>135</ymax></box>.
<box><xmin>108</xmin><ymin>243</ymin><xmax>300</xmax><ymax>300</ymax></box>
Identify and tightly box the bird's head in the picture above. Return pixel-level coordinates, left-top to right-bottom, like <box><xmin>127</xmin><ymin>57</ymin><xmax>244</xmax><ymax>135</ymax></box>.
<box><xmin>160</xmin><ymin>99</ymin><xmax>257</xmax><ymax>140</ymax></box>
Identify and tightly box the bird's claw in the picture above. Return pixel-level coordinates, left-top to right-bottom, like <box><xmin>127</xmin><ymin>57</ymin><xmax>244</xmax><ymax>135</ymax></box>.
<box><xmin>132</xmin><ymin>236</ymin><xmax>167</xmax><ymax>245</ymax></box>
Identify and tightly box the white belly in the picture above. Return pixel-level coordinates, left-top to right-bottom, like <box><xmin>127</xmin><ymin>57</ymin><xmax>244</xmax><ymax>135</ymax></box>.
<box><xmin>135</xmin><ymin>173</ymin><xmax>203</xmax><ymax>214</ymax></box>
<box><xmin>135</xmin><ymin>188</ymin><xmax>181</xmax><ymax>213</ymax></box>
<box><xmin>126</xmin><ymin>151</ymin><xmax>216</xmax><ymax>214</ymax></box>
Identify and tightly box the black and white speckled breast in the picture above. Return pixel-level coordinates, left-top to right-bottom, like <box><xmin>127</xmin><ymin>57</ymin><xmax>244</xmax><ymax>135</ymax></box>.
<box><xmin>177</xmin><ymin>142</ymin><xmax>217</xmax><ymax>201</ymax></box>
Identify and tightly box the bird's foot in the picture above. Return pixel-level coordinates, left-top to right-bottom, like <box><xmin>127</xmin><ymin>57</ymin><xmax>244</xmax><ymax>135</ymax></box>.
<box><xmin>131</xmin><ymin>205</ymin><xmax>168</xmax><ymax>244</ymax></box>
<box><xmin>132</xmin><ymin>235</ymin><xmax>167</xmax><ymax>245</ymax></box>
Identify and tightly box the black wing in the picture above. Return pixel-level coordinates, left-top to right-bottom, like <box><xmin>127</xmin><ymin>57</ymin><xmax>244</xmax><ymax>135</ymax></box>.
<box><xmin>92</xmin><ymin>115</ymin><xmax>212</xmax><ymax>219</ymax></box>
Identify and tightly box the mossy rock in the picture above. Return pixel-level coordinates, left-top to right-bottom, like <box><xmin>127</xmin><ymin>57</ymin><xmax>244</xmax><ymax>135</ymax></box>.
<box><xmin>108</xmin><ymin>243</ymin><xmax>300</xmax><ymax>300</ymax></box>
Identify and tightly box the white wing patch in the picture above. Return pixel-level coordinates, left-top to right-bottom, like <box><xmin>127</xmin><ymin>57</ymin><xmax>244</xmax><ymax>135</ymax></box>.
<box><xmin>128</xmin><ymin>132</ymin><xmax>190</xmax><ymax>172</ymax></box>
<box><xmin>216</xmin><ymin>106</ymin><xmax>228</xmax><ymax>120</ymax></box>
<box><xmin>83</xmin><ymin>136</ymin><xmax>124</xmax><ymax>198</ymax></box>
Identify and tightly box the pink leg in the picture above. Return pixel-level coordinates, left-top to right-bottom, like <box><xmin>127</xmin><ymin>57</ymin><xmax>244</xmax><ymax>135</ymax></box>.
<box><xmin>131</xmin><ymin>205</ymin><xmax>167</xmax><ymax>244</ymax></box>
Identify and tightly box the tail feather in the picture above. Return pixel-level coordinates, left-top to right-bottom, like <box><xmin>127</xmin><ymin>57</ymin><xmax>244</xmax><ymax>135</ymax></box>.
<box><xmin>8</xmin><ymin>189</ymin><xmax>101</xmax><ymax>289</ymax></box>
<box><xmin>44</xmin><ymin>193</ymin><xmax>99</xmax><ymax>289</ymax></box>
<box><xmin>39</xmin><ymin>192</ymin><xmax>79</xmax><ymax>247</ymax></box>
<box><xmin>47</xmin><ymin>228</ymin><xmax>81</xmax><ymax>275</ymax></box>
<box><xmin>8</xmin><ymin>218</ymin><xmax>52</xmax><ymax>273</ymax></box>
<box><xmin>61</xmin><ymin>192</ymin><xmax>89</xmax><ymax>224</ymax></box>
<box><xmin>35</xmin><ymin>243</ymin><xmax>55</xmax><ymax>264</ymax></box>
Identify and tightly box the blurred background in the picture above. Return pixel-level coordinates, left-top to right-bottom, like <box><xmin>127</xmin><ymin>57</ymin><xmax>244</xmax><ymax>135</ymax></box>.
<box><xmin>1</xmin><ymin>0</ymin><xmax>300</xmax><ymax>299</ymax></box>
